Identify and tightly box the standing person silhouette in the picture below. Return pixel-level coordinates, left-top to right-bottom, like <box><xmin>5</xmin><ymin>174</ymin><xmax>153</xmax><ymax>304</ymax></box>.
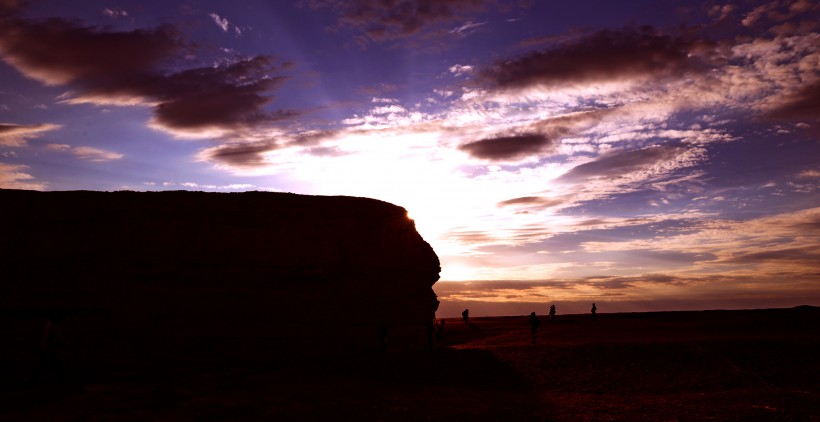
<box><xmin>461</xmin><ymin>309</ymin><xmax>469</xmax><ymax>324</ymax></box>
<box><xmin>528</xmin><ymin>312</ymin><xmax>541</xmax><ymax>344</ymax></box>
<box><xmin>435</xmin><ymin>319</ymin><xmax>445</xmax><ymax>342</ymax></box>
<box><xmin>549</xmin><ymin>304</ymin><xmax>556</xmax><ymax>321</ymax></box>
<box><xmin>32</xmin><ymin>311</ymin><xmax>65</xmax><ymax>383</ymax></box>
<box><xmin>591</xmin><ymin>303</ymin><xmax>597</xmax><ymax>321</ymax></box>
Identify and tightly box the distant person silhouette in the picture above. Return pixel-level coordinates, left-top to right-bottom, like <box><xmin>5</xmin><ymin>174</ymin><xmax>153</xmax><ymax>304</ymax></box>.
<box><xmin>435</xmin><ymin>319</ymin><xmax>445</xmax><ymax>342</ymax></box>
<box><xmin>462</xmin><ymin>309</ymin><xmax>469</xmax><ymax>324</ymax></box>
<box><xmin>549</xmin><ymin>304</ymin><xmax>556</xmax><ymax>321</ymax></box>
<box><xmin>591</xmin><ymin>303</ymin><xmax>597</xmax><ymax>321</ymax></box>
<box><xmin>529</xmin><ymin>312</ymin><xmax>541</xmax><ymax>344</ymax></box>
<box><xmin>32</xmin><ymin>311</ymin><xmax>65</xmax><ymax>383</ymax></box>
<box><xmin>377</xmin><ymin>321</ymin><xmax>388</xmax><ymax>354</ymax></box>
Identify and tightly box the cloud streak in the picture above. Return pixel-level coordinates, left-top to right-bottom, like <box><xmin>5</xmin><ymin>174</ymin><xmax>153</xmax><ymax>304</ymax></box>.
<box><xmin>198</xmin><ymin>139</ymin><xmax>281</xmax><ymax>168</ymax></box>
<box><xmin>44</xmin><ymin>144</ymin><xmax>123</xmax><ymax>162</ymax></box>
<box><xmin>0</xmin><ymin>162</ymin><xmax>45</xmax><ymax>190</ymax></box>
<box><xmin>558</xmin><ymin>144</ymin><xmax>690</xmax><ymax>182</ymax></box>
<box><xmin>209</xmin><ymin>12</ymin><xmax>230</xmax><ymax>32</ymax></box>
<box><xmin>0</xmin><ymin>123</ymin><xmax>61</xmax><ymax>147</ymax></box>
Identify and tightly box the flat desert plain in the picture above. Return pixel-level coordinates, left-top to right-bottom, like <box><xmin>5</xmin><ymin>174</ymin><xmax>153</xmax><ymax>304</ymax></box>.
<box><xmin>2</xmin><ymin>306</ymin><xmax>818</xmax><ymax>421</ymax></box>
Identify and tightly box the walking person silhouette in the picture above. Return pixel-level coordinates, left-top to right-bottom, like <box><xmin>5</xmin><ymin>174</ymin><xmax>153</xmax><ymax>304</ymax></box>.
<box><xmin>529</xmin><ymin>312</ymin><xmax>541</xmax><ymax>344</ymax></box>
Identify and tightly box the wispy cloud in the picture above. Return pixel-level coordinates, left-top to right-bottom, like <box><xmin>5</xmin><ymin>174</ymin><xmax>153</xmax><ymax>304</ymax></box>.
<box><xmin>44</xmin><ymin>144</ymin><xmax>123</xmax><ymax>162</ymax></box>
<box><xmin>209</xmin><ymin>12</ymin><xmax>230</xmax><ymax>32</ymax></box>
<box><xmin>102</xmin><ymin>8</ymin><xmax>128</xmax><ymax>19</ymax></box>
<box><xmin>0</xmin><ymin>162</ymin><xmax>45</xmax><ymax>190</ymax></box>
<box><xmin>579</xmin><ymin>207</ymin><xmax>820</xmax><ymax>279</ymax></box>
<box><xmin>449</xmin><ymin>64</ymin><xmax>473</xmax><ymax>76</ymax></box>
<box><xmin>557</xmin><ymin>144</ymin><xmax>693</xmax><ymax>183</ymax></box>
<box><xmin>0</xmin><ymin>123</ymin><xmax>61</xmax><ymax>147</ymax></box>
<box><xmin>450</xmin><ymin>21</ymin><xmax>486</xmax><ymax>38</ymax></box>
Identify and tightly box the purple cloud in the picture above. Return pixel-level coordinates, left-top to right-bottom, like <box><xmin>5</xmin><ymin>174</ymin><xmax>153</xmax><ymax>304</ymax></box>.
<box><xmin>767</xmin><ymin>81</ymin><xmax>820</xmax><ymax>122</ymax></box>
<box><xmin>558</xmin><ymin>145</ymin><xmax>686</xmax><ymax>182</ymax></box>
<box><xmin>300</xmin><ymin>0</ymin><xmax>498</xmax><ymax>44</ymax></box>
<box><xmin>497</xmin><ymin>196</ymin><xmax>565</xmax><ymax>209</ymax></box>
<box><xmin>724</xmin><ymin>247</ymin><xmax>820</xmax><ymax>264</ymax></box>
<box><xmin>0</xmin><ymin>15</ymin><xmax>293</xmax><ymax>137</ymax></box>
<box><xmin>459</xmin><ymin>109</ymin><xmax>614</xmax><ymax>161</ymax></box>
<box><xmin>198</xmin><ymin>140</ymin><xmax>281</xmax><ymax>168</ymax></box>
<box><xmin>480</xmin><ymin>27</ymin><xmax>710</xmax><ymax>90</ymax></box>
<box><xmin>459</xmin><ymin>133</ymin><xmax>551</xmax><ymax>161</ymax></box>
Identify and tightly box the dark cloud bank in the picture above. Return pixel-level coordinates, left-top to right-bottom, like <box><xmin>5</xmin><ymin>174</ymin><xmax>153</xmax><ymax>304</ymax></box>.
<box><xmin>0</xmin><ymin>11</ymin><xmax>292</xmax><ymax>137</ymax></box>
<box><xmin>460</xmin><ymin>110</ymin><xmax>613</xmax><ymax>161</ymax></box>
<box><xmin>480</xmin><ymin>26</ymin><xmax>711</xmax><ymax>89</ymax></box>
<box><xmin>299</xmin><ymin>0</ymin><xmax>497</xmax><ymax>43</ymax></box>
<box><xmin>767</xmin><ymin>80</ymin><xmax>820</xmax><ymax>125</ymax></box>
<box><xmin>460</xmin><ymin>133</ymin><xmax>550</xmax><ymax>160</ymax></box>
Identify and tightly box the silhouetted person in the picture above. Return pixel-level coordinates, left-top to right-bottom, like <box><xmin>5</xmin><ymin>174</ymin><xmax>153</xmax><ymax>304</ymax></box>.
<box><xmin>549</xmin><ymin>304</ymin><xmax>556</xmax><ymax>321</ymax></box>
<box><xmin>591</xmin><ymin>303</ymin><xmax>597</xmax><ymax>321</ymax></box>
<box><xmin>462</xmin><ymin>309</ymin><xmax>469</xmax><ymax>324</ymax></box>
<box><xmin>377</xmin><ymin>321</ymin><xmax>388</xmax><ymax>354</ymax></box>
<box><xmin>32</xmin><ymin>311</ymin><xmax>65</xmax><ymax>383</ymax></box>
<box><xmin>435</xmin><ymin>319</ymin><xmax>445</xmax><ymax>342</ymax></box>
<box><xmin>529</xmin><ymin>312</ymin><xmax>540</xmax><ymax>344</ymax></box>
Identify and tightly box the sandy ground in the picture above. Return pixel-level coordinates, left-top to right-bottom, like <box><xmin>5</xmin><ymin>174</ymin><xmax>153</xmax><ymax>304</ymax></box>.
<box><xmin>2</xmin><ymin>307</ymin><xmax>818</xmax><ymax>421</ymax></box>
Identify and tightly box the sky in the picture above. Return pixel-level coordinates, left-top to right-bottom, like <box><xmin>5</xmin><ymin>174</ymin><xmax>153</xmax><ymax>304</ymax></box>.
<box><xmin>1</xmin><ymin>0</ymin><xmax>818</xmax><ymax>316</ymax></box>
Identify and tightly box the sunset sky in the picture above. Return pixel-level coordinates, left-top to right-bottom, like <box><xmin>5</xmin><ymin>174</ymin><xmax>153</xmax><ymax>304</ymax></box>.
<box><xmin>1</xmin><ymin>0</ymin><xmax>818</xmax><ymax>316</ymax></box>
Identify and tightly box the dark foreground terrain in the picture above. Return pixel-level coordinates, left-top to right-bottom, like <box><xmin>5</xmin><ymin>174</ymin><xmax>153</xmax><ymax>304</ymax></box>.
<box><xmin>2</xmin><ymin>306</ymin><xmax>818</xmax><ymax>421</ymax></box>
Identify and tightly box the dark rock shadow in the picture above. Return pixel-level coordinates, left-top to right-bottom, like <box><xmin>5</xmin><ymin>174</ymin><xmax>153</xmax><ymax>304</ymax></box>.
<box><xmin>1</xmin><ymin>333</ymin><xmax>544</xmax><ymax>421</ymax></box>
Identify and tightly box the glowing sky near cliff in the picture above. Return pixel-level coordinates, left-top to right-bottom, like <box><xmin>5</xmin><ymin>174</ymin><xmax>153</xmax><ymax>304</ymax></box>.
<box><xmin>1</xmin><ymin>0</ymin><xmax>818</xmax><ymax>315</ymax></box>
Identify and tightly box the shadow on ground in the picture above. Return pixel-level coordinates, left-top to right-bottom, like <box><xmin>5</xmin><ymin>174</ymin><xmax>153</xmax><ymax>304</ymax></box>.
<box><xmin>0</xmin><ymin>331</ymin><xmax>543</xmax><ymax>421</ymax></box>
<box><xmin>3</xmin><ymin>307</ymin><xmax>819</xmax><ymax>421</ymax></box>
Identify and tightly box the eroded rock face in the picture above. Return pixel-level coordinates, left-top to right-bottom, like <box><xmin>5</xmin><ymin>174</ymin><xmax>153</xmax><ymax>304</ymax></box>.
<box><xmin>1</xmin><ymin>189</ymin><xmax>440</xmax><ymax>355</ymax></box>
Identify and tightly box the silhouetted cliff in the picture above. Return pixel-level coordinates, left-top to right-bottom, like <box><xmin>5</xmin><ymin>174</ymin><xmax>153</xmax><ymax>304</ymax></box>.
<box><xmin>1</xmin><ymin>189</ymin><xmax>440</xmax><ymax>358</ymax></box>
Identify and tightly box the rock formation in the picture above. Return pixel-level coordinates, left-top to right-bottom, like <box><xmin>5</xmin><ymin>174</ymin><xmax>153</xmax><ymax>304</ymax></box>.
<box><xmin>1</xmin><ymin>189</ymin><xmax>441</xmax><ymax>359</ymax></box>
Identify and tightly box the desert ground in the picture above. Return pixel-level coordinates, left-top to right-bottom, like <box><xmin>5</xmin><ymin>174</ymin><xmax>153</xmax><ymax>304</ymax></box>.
<box><xmin>2</xmin><ymin>306</ymin><xmax>818</xmax><ymax>421</ymax></box>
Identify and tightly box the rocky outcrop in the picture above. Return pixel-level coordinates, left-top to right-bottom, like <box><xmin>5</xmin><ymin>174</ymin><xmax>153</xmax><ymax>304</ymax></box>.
<box><xmin>1</xmin><ymin>189</ymin><xmax>440</xmax><ymax>356</ymax></box>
